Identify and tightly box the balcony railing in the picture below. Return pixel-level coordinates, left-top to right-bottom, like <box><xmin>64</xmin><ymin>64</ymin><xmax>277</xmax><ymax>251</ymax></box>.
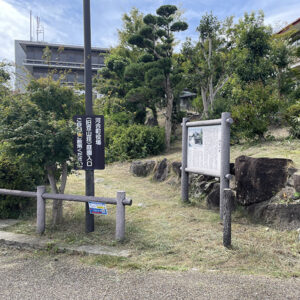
<box><xmin>23</xmin><ymin>59</ymin><xmax>104</xmax><ymax>70</ymax></box>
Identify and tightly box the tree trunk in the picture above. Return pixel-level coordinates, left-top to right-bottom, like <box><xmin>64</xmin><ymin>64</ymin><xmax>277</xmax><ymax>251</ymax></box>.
<box><xmin>201</xmin><ymin>87</ymin><xmax>209</xmax><ymax>118</ymax></box>
<box><xmin>209</xmin><ymin>76</ymin><xmax>214</xmax><ymax>109</ymax></box>
<box><xmin>165</xmin><ymin>74</ymin><xmax>174</xmax><ymax>152</ymax></box>
<box><xmin>150</xmin><ymin>106</ymin><xmax>158</xmax><ymax>126</ymax></box>
<box><xmin>47</xmin><ymin>165</ymin><xmax>63</xmax><ymax>225</ymax></box>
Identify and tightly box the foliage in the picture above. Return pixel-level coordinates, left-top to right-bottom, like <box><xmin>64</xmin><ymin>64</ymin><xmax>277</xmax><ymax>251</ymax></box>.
<box><xmin>0</xmin><ymin>152</ymin><xmax>43</xmax><ymax>218</ymax></box>
<box><xmin>0</xmin><ymin>61</ymin><xmax>11</xmax><ymax>97</ymax></box>
<box><xmin>128</xmin><ymin>5</ymin><xmax>188</xmax><ymax>150</ymax></box>
<box><xmin>113</xmin><ymin>8</ymin><xmax>146</xmax><ymax>61</ymax></box>
<box><xmin>0</xmin><ymin>80</ymin><xmax>83</xmax><ymax>168</ymax></box>
<box><xmin>191</xmin><ymin>96</ymin><xmax>204</xmax><ymax>114</ymax></box>
<box><xmin>231</xmin><ymin>82</ymin><xmax>281</xmax><ymax>140</ymax></box>
<box><xmin>181</xmin><ymin>13</ymin><xmax>232</xmax><ymax>117</ymax></box>
<box><xmin>232</xmin><ymin>12</ymin><xmax>274</xmax><ymax>84</ymax></box>
<box><xmin>284</xmin><ymin>101</ymin><xmax>300</xmax><ymax>138</ymax></box>
<box><xmin>105</xmin><ymin>124</ymin><xmax>165</xmax><ymax>162</ymax></box>
<box><xmin>0</xmin><ymin>77</ymin><xmax>83</xmax><ymax>223</ymax></box>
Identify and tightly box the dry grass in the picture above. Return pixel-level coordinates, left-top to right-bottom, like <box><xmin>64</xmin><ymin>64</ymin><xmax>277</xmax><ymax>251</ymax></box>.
<box><xmin>5</xmin><ymin>134</ymin><xmax>300</xmax><ymax>277</ymax></box>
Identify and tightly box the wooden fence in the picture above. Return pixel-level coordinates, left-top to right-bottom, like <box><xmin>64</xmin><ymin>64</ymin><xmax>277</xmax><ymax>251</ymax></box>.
<box><xmin>0</xmin><ymin>187</ymin><xmax>132</xmax><ymax>241</ymax></box>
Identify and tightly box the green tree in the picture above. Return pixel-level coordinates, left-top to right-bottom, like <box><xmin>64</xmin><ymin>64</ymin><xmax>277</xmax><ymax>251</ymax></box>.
<box><xmin>182</xmin><ymin>13</ymin><xmax>232</xmax><ymax>117</ymax></box>
<box><xmin>0</xmin><ymin>77</ymin><xmax>84</xmax><ymax>224</ymax></box>
<box><xmin>128</xmin><ymin>4</ymin><xmax>188</xmax><ymax>151</ymax></box>
<box><xmin>0</xmin><ymin>62</ymin><xmax>11</xmax><ymax>97</ymax></box>
<box><xmin>232</xmin><ymin>11</ymin><xmax>273</xmax><ymax>84</ymax></box>
<box><xmin>113</xmin><ymin>7</ymin><xmax>145</xmax><ymax>61</ymax></box>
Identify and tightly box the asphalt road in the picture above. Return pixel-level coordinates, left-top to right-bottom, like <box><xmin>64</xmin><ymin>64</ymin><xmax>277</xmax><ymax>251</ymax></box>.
<box><xmin>0</xmin><ymin>246</ymin><xmax>299</xmax><ymax>300</ymax></box>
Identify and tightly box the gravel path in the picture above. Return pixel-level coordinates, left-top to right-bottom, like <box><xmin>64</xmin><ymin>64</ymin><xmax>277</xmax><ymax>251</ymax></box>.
<box><xmin>0</xmin><ymin>246</ymin><xmax>299</xmax><ymax>300</ymax></box>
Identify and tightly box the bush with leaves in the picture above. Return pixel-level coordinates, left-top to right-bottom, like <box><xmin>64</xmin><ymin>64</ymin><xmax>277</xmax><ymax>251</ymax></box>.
<box><xmin>105</xmin><ymin>124</ymin><xmax>165</xmax><ymax>163</ymax></box>
<box><xmin>0</xmin><ymin>151</ymin><xmax>44</xmax><ymax>218</ymax></box>
<box><xmin>284</xmin><ymin>101</ymin><xmax>300</xmax><ymax>138</ymax></box>
<box><xmin>230</xmin><ymin>82</ymin><xmax>281</xmax><ymax>140</ymax></box>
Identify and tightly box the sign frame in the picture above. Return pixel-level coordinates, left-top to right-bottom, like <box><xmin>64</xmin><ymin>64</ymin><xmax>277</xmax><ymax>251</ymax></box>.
<box><xmin>181</xmin><ymin>112</ymin><xmax>233</xmax><ymax>219</ymax></box>
<box><xmin>73</xmin><ymin>115</ymin><xmax>105</xmax><ymax>170</ymax></box>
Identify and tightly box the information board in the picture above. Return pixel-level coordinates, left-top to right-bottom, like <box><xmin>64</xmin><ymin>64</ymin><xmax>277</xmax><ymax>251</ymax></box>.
<box><xmin>187</xmin><ymin>125</ymin><xmax>221</xmax><ymax>175</ymax></box>
<box><xmin>73</xmin><ymin>115</ymin><xmax>105</xmax><ymax>170</ymax></box>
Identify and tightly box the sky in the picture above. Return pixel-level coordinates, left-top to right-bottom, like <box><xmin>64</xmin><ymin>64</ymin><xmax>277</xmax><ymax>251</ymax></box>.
<box><xmin>0</xmin><ymin>0</ymin><xmax>299</xmax><ymax>63</ymax></box>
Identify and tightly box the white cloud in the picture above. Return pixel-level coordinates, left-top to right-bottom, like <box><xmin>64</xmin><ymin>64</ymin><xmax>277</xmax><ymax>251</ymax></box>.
<box><xmin>0</xmin><ymin>0</ymin><xmax>70</xmax><ymax>63</ymax></box>
<box><xmin>0</xmin><ymin>0</ymin><xmax>29</xmax><ymax>62</ymax></box>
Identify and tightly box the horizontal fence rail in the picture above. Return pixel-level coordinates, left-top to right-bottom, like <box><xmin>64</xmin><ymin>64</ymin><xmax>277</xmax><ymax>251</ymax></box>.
<box><xmin>0</xmin><ymin>188</ymin><xmax>37</xmax><ymax>198</ymax></box>
<box><xmin>0</xmin><ymin>186</ymin><xmax>132</xmax><ymax>241</ymax></box>
<box><xmin>0</xmin><ymin>188</ymin><xmax>131</xmax><ymax>206</ymax></box>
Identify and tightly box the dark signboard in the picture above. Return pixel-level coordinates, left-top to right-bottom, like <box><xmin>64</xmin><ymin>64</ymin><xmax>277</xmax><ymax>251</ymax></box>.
<box><xmin>73</xmin><ymin>115</ymin><xmax>105</xmax><ymax>170</ymax></box>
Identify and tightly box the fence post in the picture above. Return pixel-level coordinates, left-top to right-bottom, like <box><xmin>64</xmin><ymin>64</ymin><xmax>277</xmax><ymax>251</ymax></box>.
<box><xmin>223</xmin><ymin>188</ymin><xmax>233</xmax><ymax>248</ymax></box>
<box><xmin>116</xmin><ymin>191</ymin><xmax>126</xmax><ymax>242</ymax></box>
<box><xmin>181</xmin><ymin>117</ymin><xmax>189</xmax><ymax>202</ymax></box>
<box><xmin>220</xmin><ymin>112</ymin><xmax>232</xmax><ymax>220</ymax></box>
<box><xmin>36</xmin><ymin>185</ymin><xmax>46</xmax><ymax>235</ymax></box>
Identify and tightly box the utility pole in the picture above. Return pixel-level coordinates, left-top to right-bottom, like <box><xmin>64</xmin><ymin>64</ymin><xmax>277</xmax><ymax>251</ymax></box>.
<box><xmin>83</xmin><ymin>0</ymin><xmax>94</xmax><ymax>232</ymax></box>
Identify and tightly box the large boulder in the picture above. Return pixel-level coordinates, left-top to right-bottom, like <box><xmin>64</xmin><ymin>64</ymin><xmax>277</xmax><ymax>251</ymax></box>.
<box><xmin>247</xmin><ymin>202</ymin><xmax>300</xmax><ymax>230</ymax></box>
<box><xmin>235</xmin><ymin>156</ymin><xmax>293</xmax><ymax>206</ymax></box>
<box><xmin>153</xmin><ymin>158</ymin><xmax>169</xmax><ymax>182</ymax></box>
<box><xmin>130</xmin><ymin>160</ymin><xmax>155</xmax><ymax>177</ymax></box>
<box><xmin>171</xmin><ymin>161</ymin><xmax>182</xmax><ymax>178</ymax></box>
<box><xmin>206</xmin><ymin>183</ymin><xmax>220</xmax><ymax>208</ymax></box>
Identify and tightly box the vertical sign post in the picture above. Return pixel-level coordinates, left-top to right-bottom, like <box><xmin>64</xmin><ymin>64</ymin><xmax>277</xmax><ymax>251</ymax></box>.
<box><xmin>83</xmin><ymin>0</ymin><xmax>94</xmax><ymax>233</ymax></box>
<box><xmin>220</xmin><ymin>112</ymin><xmax>232</xmax><ymax>220</ymax></box>
<box><xmin>181</xmin><ymin>117</ymin><xmax>189</xmax><ymax>202</ymax></box>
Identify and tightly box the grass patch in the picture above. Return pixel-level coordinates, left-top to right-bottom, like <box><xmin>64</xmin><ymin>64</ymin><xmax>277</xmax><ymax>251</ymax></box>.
<box><xmin>4</xmin><ymin>138</ymin><xmax>300</xmax><ymax>277</ymax></box>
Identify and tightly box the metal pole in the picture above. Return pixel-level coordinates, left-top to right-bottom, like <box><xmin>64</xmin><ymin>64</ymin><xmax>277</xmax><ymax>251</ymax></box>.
<box><xmin>181</xmin><ymin>118</ymin><xmax>189</xmax><ymax>202</ymax></box>
<box><xmin>116</xmin><ymin>191</ymin><xmax>126</xmax><ymax>241</ymax></box>
<box><xmin>83</xmin><ymin>0</ymin><xmax>94</xmax><ymax>233</ymax></box>
<box><xmin>220</xmin><ymin>112</ymin><xmax>232</xmax><ymax>220</ymax></box>
<box><xmin>36</xmin><ymin>186</ymin><xmax>46</xmax><ymax>234</ymax></box>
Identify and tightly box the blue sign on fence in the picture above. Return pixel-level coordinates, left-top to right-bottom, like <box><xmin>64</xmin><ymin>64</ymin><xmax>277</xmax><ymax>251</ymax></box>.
<box><xmin>88</xmin><ymin>202</ymin><xmax>108</xmax><ymax>215</ymax></box>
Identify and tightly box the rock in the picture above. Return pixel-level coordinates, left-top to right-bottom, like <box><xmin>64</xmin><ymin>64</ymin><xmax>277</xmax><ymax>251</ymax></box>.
<box><xmin>130</xmin><ymin>160</ymin><xmax>155</xmax><ymax>177</ymax></box>
<box><xmin>235</xmin><ymin>156</ymin><xmax>293</xmax><ymax>206</ymax></box>
<box><xmin>294</xmin><ymin>172</ymin><xmax>300</xmax><ymax>193</ymax></box>
<box><xmin>95</xmin><ymin>178</ymin><xmax>104</xmax><ymax>183</ymax></box>
<box><xmin>203</xmin><ymin>181</ymin><xmax>216</xmax><ymax>193</ymax></box>
<box><xmin>172</xmin><ymin>161</ymin><xmax>182</xmax><ymax>178</ymax></box>
<box><xmin>206</xmin><ymin>183</ymin><xmax>220</xmax><ymax>208</ymax></box>
<box><xmin>230</xmin><ymin>163</ymin><xmax>235</xmax><ymax>175</ymax></box>
<box><xmin>153</xmin><ymin>158</ymin><xmax>169</xmax><ymax>182</ymax></box>
<box><xmin>189</xmin><ymin>173</ymin><xmax>214</xmax><ymax>184</ymax></box>
<box><xmin>246</xmin><ymin>202</ymin><xmax>300</xmax><ymax>230</ymax></box>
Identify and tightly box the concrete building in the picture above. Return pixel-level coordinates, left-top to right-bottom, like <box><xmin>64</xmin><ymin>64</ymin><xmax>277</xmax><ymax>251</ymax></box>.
<box><xmin>276</xmin><ymin>17</ymin><xmax>300</xmax><ymax>70</ymax></box>
<box><xmin>15</xmin><ymin>40</ymin><xmax>108</xmax><ymax>92</ymax></box>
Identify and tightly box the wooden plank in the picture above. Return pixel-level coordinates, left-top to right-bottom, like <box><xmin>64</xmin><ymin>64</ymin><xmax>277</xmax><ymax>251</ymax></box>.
<box><xmin>42</xmin><ymin>192</ymin><xmax>132</xmax><ymax>206</ymax></box>
<box><xmin>0</xmin><ymin>188</ymin><xmax>132</xmax><ymax>205</ymax></box>
<box><xmin>223</xmin><ymin>188</ymin><xmax>233</xmax><ymax>248</ymax></box>
<box><xmin>116</xmin><ymin>191</ymin><xmax>126</xmax><ymax>241</ymax></box>
<box><xmin>0</xmin><ymin>189</ymin><xmax>36</xmax><ymax>198</ymax></box>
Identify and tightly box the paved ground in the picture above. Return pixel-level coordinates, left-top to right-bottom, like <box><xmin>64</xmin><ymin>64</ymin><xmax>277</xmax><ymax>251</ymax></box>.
<box><xmin>0</xmin><ymin>245</ymin><xmax>300</xmax><ymax>300</ymax></box>
<box><xmin>0</xmin><ymin>231</ymin><xmax>130</xmax><ymax>257</ymax></box>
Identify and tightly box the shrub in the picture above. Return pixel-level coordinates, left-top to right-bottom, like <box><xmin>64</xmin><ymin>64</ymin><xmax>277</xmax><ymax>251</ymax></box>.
<box><xmin>0</xmin><ymin>154</ymin><xmax>43</xmax><ymax>218</ymax></box>
<box><xmin>105</xmin><ymin>124</ymin><xmax>165</xmax><ymax>162</ymax></box>
<box><xmin>230</xmin><ymin>82</ymin><xmax>280</xmax><ymax>141</ymax></box>
<box><xmin>285</xmin><ymin>101</ymin><xmax>300</xmax><ymax>138</ymax></box>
